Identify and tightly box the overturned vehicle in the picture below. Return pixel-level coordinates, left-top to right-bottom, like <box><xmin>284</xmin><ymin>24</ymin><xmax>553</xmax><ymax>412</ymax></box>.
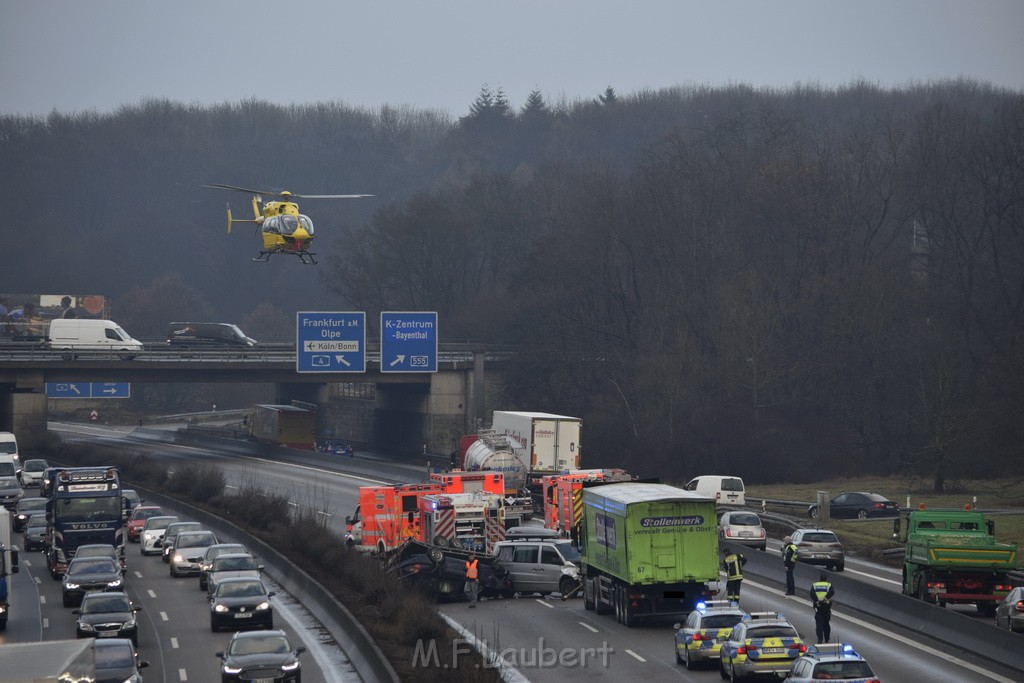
<box><xmin>386</xmin><ymin>540</ymin><xmax>513</xmax><ymax>601</ymax></box>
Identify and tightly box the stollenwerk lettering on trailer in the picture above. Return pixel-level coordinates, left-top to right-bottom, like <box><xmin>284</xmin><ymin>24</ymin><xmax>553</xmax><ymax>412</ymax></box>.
<box><xmin>380</xmin><ymin>311</ymin><xmax>438</xmax><ymax>373</ymax></box>
<box><xmin>296</xmin><ymin>311</ymin><xmax>366</xmax><ymax>373</ymax></box>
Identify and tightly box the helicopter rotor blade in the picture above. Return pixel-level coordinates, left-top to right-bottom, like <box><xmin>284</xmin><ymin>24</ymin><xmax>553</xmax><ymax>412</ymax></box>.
<box><xmin>203</xmin><ymin>183</ymin><xmax>280</xmax><ymax>196</ymax></box>
<box><xmin>289</xmin><ymin>193</ymin><xmax>374</xmax><ymax>199</ymax></box>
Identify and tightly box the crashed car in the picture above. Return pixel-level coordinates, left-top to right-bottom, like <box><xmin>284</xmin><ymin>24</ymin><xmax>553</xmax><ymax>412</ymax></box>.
<box><xmin>386</xmin><ymin>541</ymin><xmax>512</xmax><ymax>601</ymax></box>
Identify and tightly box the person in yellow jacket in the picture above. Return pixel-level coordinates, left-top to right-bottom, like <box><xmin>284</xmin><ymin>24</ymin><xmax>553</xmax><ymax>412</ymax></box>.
<box><xmin>782</xmin><ymin>536</ymin><xmax>799</xmax><ymax>595</ymax></box>
<box><xmin>811</xmin><ymin>573</ymin><xmax>836</xmax><ymax>643</ymax></box>
<box><xmin>465</xmin><ymin>552</ymin><xmax>480</xmax><ymax>607</ymax></box>
<box><xmin>722</xmin><ymin>548</ymin><xmax>747</xmax><ymax>603</ymax></box>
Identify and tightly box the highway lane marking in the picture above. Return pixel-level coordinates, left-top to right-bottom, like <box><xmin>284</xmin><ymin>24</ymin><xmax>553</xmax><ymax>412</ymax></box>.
<box><xmin>33</xmin><ymin>576</ymin><xmax>41</xmax><ymax>584</ymax></box>
<box><xmin>148</xmin><ymin>589</ymin><xmax>157</xmax><ymax>598</ymax></box>
<box><xmin>39</xmin><ymin>595</ymin><xmax>46</xmax><ymax>604</ymax></box>
<box><xmin>134</xmin><ymin>570</ymin><xmax>143</xmax><ymax>578</ymax></box>
<box><xmin>535</xmin><ymin>599</ymin><xmax>555</xmax><ymax>609</ymax></box>
<box><xmin>438</xmin><ymin>613</ymin><xmax>533</xmax><ymax>683</ymax></box>
<box><xmin>625</xmin><ymin>649</ymin><xmax>646</xmax><ymax>662</ymax></box>
<box><xmin>178</xmin><ymin>668</ymin><xmax>188</xmax><ymax>681</ymax></box>
<box><xmin>42</xmin><ymin>617</ymin><xmax>48</xmax><ymax>629</ymax></box>
<box><xmin>844</xmin><ymin>566</ymin><xmax>901</xmax><ymax>586</ymax></box>
<box><xmin>579</xmin><ymin>621</ymin><xmax>599</xmax><ymax>633</ymax></box>
<box><xmin>744</xmin><ymin>578</ymin><xmax>1016</xmax><ymax>683</ymax></box>
<box><xmin>160</xmin><ymin>611</ymin><xmax>169</xmax><ymax>621</ymax></box>
<box><xmin>171</xmin><ymin>637</ymin><xmax>179</xmax><ymax>649</ymax></box>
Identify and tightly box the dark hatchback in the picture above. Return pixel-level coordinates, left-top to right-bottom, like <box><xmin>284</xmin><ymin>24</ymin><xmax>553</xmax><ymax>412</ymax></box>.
<box><xmin>62</xmin><ymin>556</ymin><xmax>125</xmax><ymax>607</ymax></box>
<box><xmin>73</xmin><ymin>590</ymin><xmax>142</xmax><ymax>645</ymax></box>
<box><xmin>209</xmin><ymin>577</ymin><xmax>275</xmax><ymax>632</ymax></box>
<box><xmin>94</xmin><ymin>638</ymin><xmax>149</xmax><ymax>683</ymax></box>
<box><xmin>216</xmin><ymin>629</ymin><xmax>306</xmax><ymax>683</ymax></box>
<box><xmin>809</xmin><ymin>492</ymin><xmax>899</xmax><ymax>520</ymax></box>
<box><xmin>22</xmin><ymin>513</ymin><xmax>48</xmax><ymax>551</ymax></box>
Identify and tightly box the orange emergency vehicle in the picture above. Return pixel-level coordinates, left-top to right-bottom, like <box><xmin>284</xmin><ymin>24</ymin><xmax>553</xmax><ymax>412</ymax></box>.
<box><xmin>418</xmin><ymin>491</ymin><xmax>507</xmax><ymax>554</ymax></box>
<box><xmin>543</xmin><ymin>469</ymin><xmax>634</xmax><ymax>537</ymax></box>
<box><xmin>345</xmin><ymin>483</ymin><xmax>442</xmax><ymax>554</ymax></box>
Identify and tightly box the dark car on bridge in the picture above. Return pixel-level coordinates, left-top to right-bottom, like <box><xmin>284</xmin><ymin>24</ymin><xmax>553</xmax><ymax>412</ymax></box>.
<box><xmin>808</xmin><ymin>492</ymin><xmax>899</xmax><ymax>520</ymax></box>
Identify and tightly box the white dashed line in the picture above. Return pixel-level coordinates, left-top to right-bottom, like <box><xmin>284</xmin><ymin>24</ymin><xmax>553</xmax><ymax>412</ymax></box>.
<box><xmin>148</xmin><ymin>589</ymin><xmax>157</xmax><ymax>598</ymax></box>
<box><xmin>33</xmin><ymin>576</ymin><xmax>41</xmax><ymax>584</ymax></box>
<box><xmin>160</xmin><ymin>611</ymin><xmax>169</xmax><ymax>621</ymax></box>
<box><xmin>42</xmin><ymin>617</ymin><xmax>49</xmax><ymax>629</ymax></box>
<box><xmin>170</xmin><ymin>637</ymin><xmax>179</xmax><ymax>649</ymax></box>
<box><xmin>39</xmin><ymin>596</ymin><xmax>46</xmax><ymax>605</ymax></box>
<box><xmin>625</xmin><ymin>649</ymin><xmax>646</xmax><ymax>662</ymax></box>
<box><xmin>534</xmin><ymin>599</ymin><xmax>555</xmax><ymax>609</ymax></box>
<box><xmin>578</xmin><ymin>621</ymin><xmax>599</xmax><ymax>633</ymax></box>
<box><xmin>134</xmin><ymin>570</ymin><xmax>143</xmax><ymax>578</ymax></box>
<box><xmin>178</xmin><ymin>668</ymin><xmax>188</xmax><ymax>681</ymax></box>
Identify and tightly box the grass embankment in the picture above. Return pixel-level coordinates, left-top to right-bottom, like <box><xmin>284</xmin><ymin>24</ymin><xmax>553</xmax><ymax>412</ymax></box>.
<box><xmin>746</xmin><ymin>477</ymin><xmax>1024</xmax><ymax>567</ymax></box>
<box><xmin>50</xmin><ymin>437</ymin><xmax>500</xmax><ymax>683</ymax></box>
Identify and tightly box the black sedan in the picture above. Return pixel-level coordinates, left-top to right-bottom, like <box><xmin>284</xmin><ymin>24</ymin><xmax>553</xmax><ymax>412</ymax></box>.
<box><xmin>808</xmin><ymin>492</ymin><xmax>899</xmax><ymax>520</ymax></box>
<box><xmin>388</xmin><ymin>541</ymin><xmax>512</xmax><ymax>601</ymax></box>
<box><xmin>94</xmin><ymin>638</ymin><xmax>149</xmax><ymax>683</ymax></box>
<box><xmin>73</xmin><ymin>590</ymin><xmax>141</xmax><ymax>645</ymax></box>
<box><xmin>62</xmin><ymin>557</ymin><xmax>125</xmax><ymax>607</ymax></box>
<box><xmin>12</xmin><ymin>496</ymin><xmax>46</xmax><ymax>532</ymax></box>
<box><xmin>209</xmin><ymin>577</ymin><xmax>276</xmax><ymax>632</ymax></box>
<box><xmin>22</xmin><ymin>513</ymin><xmax>48</xmax><ymax>551</ymax></box>
<box><xmin>216</xmin><ymin>629</ymin><xmax>306</xmax><ymax>683</ymax></box>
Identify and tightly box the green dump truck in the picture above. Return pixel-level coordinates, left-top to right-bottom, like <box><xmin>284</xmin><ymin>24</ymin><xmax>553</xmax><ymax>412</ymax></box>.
<box><xmin>894</xmin><ymin>508</ymin><xmax>1019</xmax><ymax>616</ymax></box>
<box><xmin>580</xmin><ymin>482</ymin><xmax>720</xmax><ymax>626</ymax></box>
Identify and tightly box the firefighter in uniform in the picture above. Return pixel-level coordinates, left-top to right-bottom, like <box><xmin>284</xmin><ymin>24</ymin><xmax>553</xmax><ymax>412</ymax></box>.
<box><xmin>811</xmin><ymin>573</ymin><xmax>835</xmax><ymax>643</ymax></box>
<box><xmin>782</xmin><ymin>536</ymin><xmax>799</xmax><ymax>595</ymax></box>
<box><xmin>465</xmin><ymin>552</ymin><xmax>480</xmax><ymax>607</ymax></box>
<box><xmin>722</xmin><ymin>548</ymin><xmax>747</xmax><ymax>603</ymax></box>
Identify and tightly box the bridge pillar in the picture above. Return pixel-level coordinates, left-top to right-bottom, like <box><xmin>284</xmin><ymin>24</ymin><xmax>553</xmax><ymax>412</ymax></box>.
<box><xmin>0</xmin><ymin>372</ymin><xmax>47</xmax><ymax>449</ymax></box>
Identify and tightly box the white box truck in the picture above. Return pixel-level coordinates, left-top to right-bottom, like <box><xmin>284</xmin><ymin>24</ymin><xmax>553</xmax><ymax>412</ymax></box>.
<box><xmin>490</xmin><ymin>411</ymin><xmax>581</xmax><ymax>473</ymax></box>
<box><xmin>47</xmin><ymin>319</ymin><xmax>143</xmax><ymax>360</ymax></box>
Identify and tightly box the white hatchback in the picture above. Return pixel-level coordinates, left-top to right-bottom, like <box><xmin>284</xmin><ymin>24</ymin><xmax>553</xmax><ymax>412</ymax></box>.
<box><xmin>140</xmin><ymin>516</ymin><xmax>180</xmax><ymax>555</ymax></box>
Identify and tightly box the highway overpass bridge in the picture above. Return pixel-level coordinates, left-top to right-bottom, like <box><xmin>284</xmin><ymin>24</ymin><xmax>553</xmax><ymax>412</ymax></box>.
<box><xmin>0</xmin><ymin>343</ymin><xmax>503</xmax><ymax>453</ymax></box>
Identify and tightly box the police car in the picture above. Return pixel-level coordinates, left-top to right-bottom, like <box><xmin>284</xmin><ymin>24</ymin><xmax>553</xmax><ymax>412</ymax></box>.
<box><xmin>786</xmin><ymin>643</ymin><xmax>879</xmax><ymax>682</ymax></box>
<box><xmin>719</xmin><ymin>611</ymin><xmax>806</xmax><ymax>680</ymax></box>
<box><xmin>673</xmin><ymin>600</ymin><xmax>748</xmax><ymax>669</ymax></box>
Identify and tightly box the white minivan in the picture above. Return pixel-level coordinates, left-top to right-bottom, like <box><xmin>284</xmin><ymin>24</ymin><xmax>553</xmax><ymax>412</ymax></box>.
<box><xmin>48</xmin><ymin>319</ymin><xmax>144</xmax><ymax>360</ymax></box>
<box><xmin>683</xmin><ymin>475</ymin><xmax>746</xmax><ymax>506</ymax></box>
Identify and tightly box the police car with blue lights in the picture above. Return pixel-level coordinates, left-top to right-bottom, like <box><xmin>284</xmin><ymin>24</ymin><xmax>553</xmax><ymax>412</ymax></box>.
<box><xmin>719</xmin><ymin>611</ymin><xmax>807</xmax><ymax>680</ymax></box>
<box><xmin>786</xmin><ymin>643</ymin><xmax>879</xmax><ymax>682</ymax></box>
<box><xmin>673</xmin><ymin>600</ymin><xmax>748</xmax><ymax>669</ymax></box>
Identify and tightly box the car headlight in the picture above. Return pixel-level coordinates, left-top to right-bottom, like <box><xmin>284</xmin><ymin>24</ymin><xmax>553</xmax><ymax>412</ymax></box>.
<box><xmin>108</xmin><ymin>578</ymin><xmax>123</xmax><ymax>587</ymax></box>
<box><xmin>255</xmin><ymin>601</ymin><xmax>270</xmax><ymax>611</ymax></box>
<box><xmin>79</xmin><ymin>622</ymin><xmax>95</xmax><ymax>631</ymax></box>
<box><xmin>222</xmin><ymin>665</ymin><xmax>243</xmax><ymax>674</ymax></box>
<box><xmin>281</xmin><ymin>661</ymin><xmax>300</xmax><ymax>671</ymax></box>
<box><xmin>214</xmin><ymin>604</ymin><xmax>229</xmax><ymax>612</ymax></box>
<box><xmin>173</xmin><ymin>554</ymin><xmax>184</xmax><ymax>562</ymax></box>
<box><xmin>124</xmin><ymin>618</ymin><xmax>136</xmax><ymax>628</ymax></box>
<box><xmin>65</xmin><ymin>582</ymin><xmax>80</xmax><ymax>589</ymax></box>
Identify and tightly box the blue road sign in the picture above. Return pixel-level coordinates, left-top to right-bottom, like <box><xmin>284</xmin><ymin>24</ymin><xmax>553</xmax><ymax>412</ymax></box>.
<box><xmin>46</xmin><ymin>382</ymin><xmax>130</xmax><ymax>399</ymax></box>
<box><xmin>380</xmin><ymin>311</ymin><xmax>438</xmax><ymax>373</ymax></box>
<box><xmin>296</xmin><ymin>311</ymin><xmax>366</xmax><ymax>373</ymax></box>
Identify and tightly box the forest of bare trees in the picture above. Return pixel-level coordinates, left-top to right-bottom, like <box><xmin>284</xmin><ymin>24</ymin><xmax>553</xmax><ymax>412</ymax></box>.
<box><xmin>3</xmin><ymin>80</ymin><xmax>1021</xmax><ymax>486</ymax></box>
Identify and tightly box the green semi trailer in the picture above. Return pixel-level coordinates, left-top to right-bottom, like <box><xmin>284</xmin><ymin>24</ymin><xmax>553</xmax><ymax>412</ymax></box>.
<box><xmin>580</xmin><ymin>482</ymin><xmax>720</xmax><ymax>626</ymax></box>
<box><xmin>893</xmin><ymin>508</ymin><xmax>1019</xmax><ymax>616</ymax></box>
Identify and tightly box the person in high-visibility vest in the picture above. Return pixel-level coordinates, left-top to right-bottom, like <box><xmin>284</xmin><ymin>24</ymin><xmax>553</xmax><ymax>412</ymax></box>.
<box><xmin>782</xmin><ymin>536</ymin><xmax>799</xmax><ymax>595</ymax></box>
<box><xmin>811</xmin><ymin>573</ymin><xmax>836</xmax><ymax>643</ymax></box>
<box><xmin>465</xmin><ymin>552</ymin><xmax>480</xmax><ymax>607</ymax></box>
<box><xmin>722</xmin><ymin>549</ymin><xmax>747</xmax><ymax>603</ymax></box>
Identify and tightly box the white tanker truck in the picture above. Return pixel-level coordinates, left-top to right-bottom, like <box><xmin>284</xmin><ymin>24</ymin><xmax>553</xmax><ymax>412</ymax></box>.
<box><xmin>459</xmin><ymin>431</ymin><xmax>534</xmax><ymax>525</ymax></box>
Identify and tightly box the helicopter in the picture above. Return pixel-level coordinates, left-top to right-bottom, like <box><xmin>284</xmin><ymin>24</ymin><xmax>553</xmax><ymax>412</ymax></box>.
<box><xmin>203</xmin><ymin>183</ymin><xmax>371</xmax><ymax>264</ymax></box>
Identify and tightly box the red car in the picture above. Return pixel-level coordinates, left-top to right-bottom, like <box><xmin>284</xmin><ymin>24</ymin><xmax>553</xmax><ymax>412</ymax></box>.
<box><xmin>126</xmin><ymin>505</ymin><xmax>165</xmax><ymax>543</ymax></box>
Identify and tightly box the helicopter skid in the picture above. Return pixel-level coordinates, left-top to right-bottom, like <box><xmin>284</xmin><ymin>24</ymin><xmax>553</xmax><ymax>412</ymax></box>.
<box><xmin>253</xmin><ymin>249</ymin><xmax>318</xmax><ymax>264</ymax></box>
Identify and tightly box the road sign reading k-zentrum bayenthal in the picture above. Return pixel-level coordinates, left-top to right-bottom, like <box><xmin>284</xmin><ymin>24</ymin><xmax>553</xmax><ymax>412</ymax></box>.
<box><xmin>296</xmin><ymin>312</ymin><xmax>366</xmax><ymax>373</ymax></box>
<box><xmin>380</xmin><ymin>311</ymin><xmax>438</xmax><ymax>373</ymax></box>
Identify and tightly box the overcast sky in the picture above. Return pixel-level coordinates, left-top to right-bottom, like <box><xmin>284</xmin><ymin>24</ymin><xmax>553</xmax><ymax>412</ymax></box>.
<box><xmin>2</xmin><ymin>1</ymin><xmax>1022</xmax><ymax>118</ymax></box>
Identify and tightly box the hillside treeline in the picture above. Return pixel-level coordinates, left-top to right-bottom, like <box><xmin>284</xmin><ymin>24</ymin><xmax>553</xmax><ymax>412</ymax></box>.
<box><xmin>3</xmin><ymin>80</ymin><xmax>1022</xmax><ymax>486</ymax></box>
